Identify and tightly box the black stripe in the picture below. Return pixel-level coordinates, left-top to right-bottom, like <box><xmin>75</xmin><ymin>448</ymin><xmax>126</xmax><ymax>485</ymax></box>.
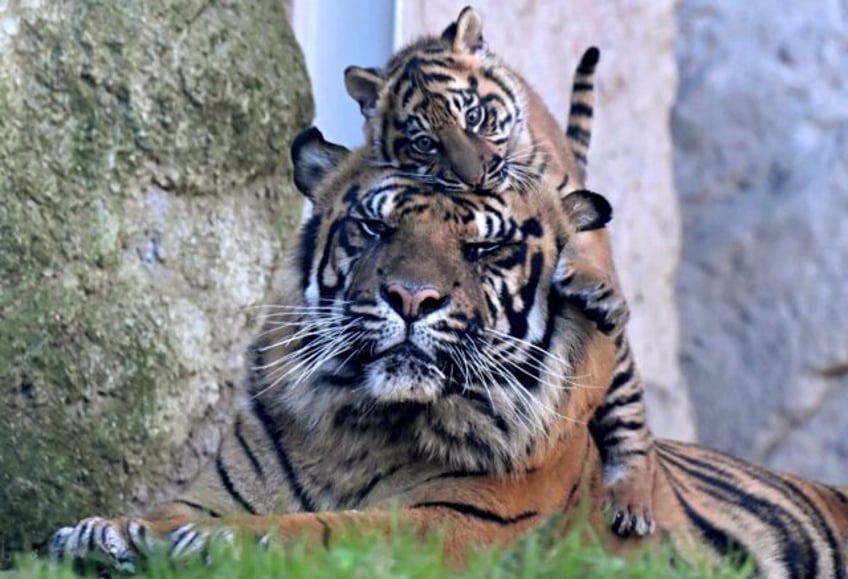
<box><xmin>593</xmin><ymin>390</ymin><xmax>643</xmax><ymax>424</ymax></box>
<box><xmin>610</xmin><ymin>448</ymin><xmax>648</xmax><ymax>459</ymax></box>
<box><xmin>566</xmin><ymin>125</ymin><xmax>591</xmax><ymax>146</ymax></box>
<box><xmin>572</xmin><ymin>81</ymin><xmax>593</xmax><ymax>92</ymax></box>
<box><xmin>600</xmin><ymin>418</ymin><xmax>646</xmax><ymax>437</ymax></box>
<box><xmin>171</xmin><ymin>499</ymin><xmax>223</xmax><ymax>518</ymax></box>
<box><xmin>563</xmin><ymin>437</ymin><xmax>591</xmax><ymax>508</ymax></box>
<box><xmin>316</xmin><ymin>516</ymin><xmax>332</xmax><ymax>548</ymax></box>
<box><xmin>298</xmin><ymin>215</ymin><xmax>322</xmax><ymax>292</ymax></box>
<box><xmin>608</xmin><ymin>364</ymin><xmax>635</xmax><ymax>394</ymax></box>
<box><xmin>348</xmin><ymin>465</ymin><xmax>402</xmax><ymax>506</ymax></box>
<box><xmin>215</xmin><ymin>455</ymin><xmax>258</xmax><ymax>514</ymax></box>
<box><xmin>250</xmin><ymin>397</ymin><xmax>317</xmax><ymax>512</ymax></box>
<box><xmin>574</xmin><ymin>151</ymin><xmax>587</xmax><ymax>166</ymax></box>
<box><xmin>569</xmin><ymin>103</ymin><xmax>593</xmax><ymax>118</ymax></box>
<box><xmin>562</xmin><ymin>292</ymin><xmax>617</xmax><ymax>334</ymax></box>
<box><xmin>481</xmin><ymin>67</ymin><xmax>516</xmax><ymax>104</ymax></box>
<box><xmin>428</xmin><ymin>470</ymin><xmax>493</xmax><ymax>481</ymax></box>
<box><xmin>235</xmin><ymin>417</ymin><xmax>266</xmax><ymax>481</ymax></box>
<box><xmin>411</xmin><ymin>501</ymin><xmax>537</xmax><ymax>526</ymax></box>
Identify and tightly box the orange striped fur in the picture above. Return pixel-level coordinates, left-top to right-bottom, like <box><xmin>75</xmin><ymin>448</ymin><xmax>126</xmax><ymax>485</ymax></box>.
<box><xmin>49</xmin><ymin>128</ymin><xmax>848</xmax><ymax>577</ymax></box>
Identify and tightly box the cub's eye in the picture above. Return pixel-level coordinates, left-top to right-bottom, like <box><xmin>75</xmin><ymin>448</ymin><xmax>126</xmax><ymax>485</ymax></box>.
<box><xmin>463</xmin><ymin>241</ymin><xmax>504</xmax><ymax>261</ymax></box>
<box><xmin>411</xmin><ymin>135</ymin><xmax>438</xmax><ymax>155</ymax></box>
<box><xmin>356</xmin><ymin>219</ymin><xmax>392</xmax><ymax>239</ymax></box>
<box><xmin>465</xmin><ymin>106</ymin><xmax>485</xmax><ymax>130</ymax></box>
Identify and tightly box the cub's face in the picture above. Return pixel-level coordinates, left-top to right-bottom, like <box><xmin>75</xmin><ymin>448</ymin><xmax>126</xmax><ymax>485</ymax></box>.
<box><xmin>344</xmin><ymin>8</ymin><xmax>530</xmax><ymax>193</ymax></box>
<box><xmin>295</xmin><ymin>142</ymin><xmax>561</xmax><ymax>406</ymax></box>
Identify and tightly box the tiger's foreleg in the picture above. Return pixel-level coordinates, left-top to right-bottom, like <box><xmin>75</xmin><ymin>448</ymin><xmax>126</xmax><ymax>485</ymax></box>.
<box><xmin>49</xmin><ymin>506</ymin><xmax>541</xmax><ymax>572</ymax></box>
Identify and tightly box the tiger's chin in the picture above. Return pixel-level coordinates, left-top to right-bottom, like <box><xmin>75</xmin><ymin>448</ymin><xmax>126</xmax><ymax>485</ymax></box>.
<box><xmin>362</xmin><ymin>353</ymin><xmax>445</xmax><ymax>404</ymax></box>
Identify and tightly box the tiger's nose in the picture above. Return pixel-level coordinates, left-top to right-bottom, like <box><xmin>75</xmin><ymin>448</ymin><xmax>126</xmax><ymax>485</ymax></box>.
<box><xmin>382</xmin><ymin>283</ymin><xmax>448</xmax><ymax>321</ymax></box>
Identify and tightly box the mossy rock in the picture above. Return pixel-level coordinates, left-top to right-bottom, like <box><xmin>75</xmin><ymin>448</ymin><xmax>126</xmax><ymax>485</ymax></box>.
<box><xmin>0</xmin><ymin>0</ymin><xmax>313</xmax><ymax>565</ymax></box>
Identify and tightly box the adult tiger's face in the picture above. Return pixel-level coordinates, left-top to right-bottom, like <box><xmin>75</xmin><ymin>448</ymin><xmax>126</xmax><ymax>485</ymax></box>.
<box><xmin>281</xmin><ymin>127</ymin><xmax>613</xmax><ymax>470</ymax></box>
<box><xmin>344</xmin><ymin>8</ymin><xmax>529</xmax><ymax>193</ymax></box>
<box><xmin>291</xmin><ymin>131</ymin><xmax>563</xmax><ymax>410</ymax></box>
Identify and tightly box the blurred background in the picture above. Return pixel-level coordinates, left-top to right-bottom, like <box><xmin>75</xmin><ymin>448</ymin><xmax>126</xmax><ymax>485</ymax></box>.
<box><xmin>1</xmin><ymin>0</ymin><xmax>845</xmax><ymax>563</ymax></box>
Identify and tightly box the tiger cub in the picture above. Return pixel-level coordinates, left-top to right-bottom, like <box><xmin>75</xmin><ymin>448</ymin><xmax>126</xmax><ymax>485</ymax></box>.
<box><xmin>344</xmin><ymin>7</ymin><xmax>596</xmax><ymax>195</ymax></box>
<box><xmin>344</xmin><ymin>6</ymin><xmax>656</xmax><ymax>536</ymax></box>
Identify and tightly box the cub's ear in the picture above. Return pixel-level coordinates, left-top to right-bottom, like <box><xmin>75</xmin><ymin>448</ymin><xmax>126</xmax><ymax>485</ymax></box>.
<box><xmin>441</xmin><ymin>6</ymin><xmax>486</xmax><ymax>54</ymax></box>
<box><xmin>562</xmin><ymin>189</ymin><xmax>613</xmax><ymax>232</ymax></box>
<box><xmin>290</xmin><ymin>127</ymin><xmax>350</xmax><ymax>198</ymax></box>
<box><xmin>344</xmin><ymin>66</ymin><xmax>383</xmax><ymax>118</ymax></box>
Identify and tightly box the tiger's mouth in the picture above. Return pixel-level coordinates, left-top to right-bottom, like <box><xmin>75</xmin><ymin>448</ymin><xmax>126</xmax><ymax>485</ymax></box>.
<box><xmin>354</xmin><ymin>340</ymin><xmax>449</xmax><ymax>404</ymax></box>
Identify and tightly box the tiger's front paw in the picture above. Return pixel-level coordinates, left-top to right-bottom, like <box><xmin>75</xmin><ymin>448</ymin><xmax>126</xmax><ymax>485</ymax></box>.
<box><xmin>49</xmin><ymin>516</ymin><xmax>233</xmax><ymax>572</ymax></box>
<box><xmin>605</xmin><ymin>477</ymin><xmax>655</xmax><ymax>538</ymax></box>
<box><xmin>49</xmin><ymin>517</ymin><xmax>141</xmax><ymax>573</ymax></box>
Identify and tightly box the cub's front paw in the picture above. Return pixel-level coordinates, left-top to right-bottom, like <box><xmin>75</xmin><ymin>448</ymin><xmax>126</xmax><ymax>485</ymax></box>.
<box><xmin>605</xmin><ymin>478</ymin><xmax>655</xmax><ymax>538</ymax></box>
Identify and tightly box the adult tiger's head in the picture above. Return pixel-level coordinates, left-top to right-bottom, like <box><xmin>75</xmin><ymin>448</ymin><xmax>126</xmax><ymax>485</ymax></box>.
<box><xmin>344</xmin><ymin>7</ymin><xmax>529</xmax><ymax>192</ymax></box>
<box><xmin>261</xmin><ymin>127</ymin><xmax>615</xmax><ymax>472</ymax></box>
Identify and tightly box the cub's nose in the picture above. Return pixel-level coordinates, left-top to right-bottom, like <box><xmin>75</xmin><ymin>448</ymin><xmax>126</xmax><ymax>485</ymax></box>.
<box><xmin>382</xmin><ymin>283</ymin><xmax>448</xmax><ymax>321</ymax></box>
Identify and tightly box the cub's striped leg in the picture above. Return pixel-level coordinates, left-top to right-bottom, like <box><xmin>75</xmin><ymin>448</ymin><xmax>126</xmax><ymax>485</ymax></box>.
<box><xmin>591</xmin><ymin>334</ymin><xmax>656</xmax><ymax>537</ymax></box>
<box><xmin>555</xmin><ymin>267</ymin><xmax>656</xmax><ymax>537</ymax></box>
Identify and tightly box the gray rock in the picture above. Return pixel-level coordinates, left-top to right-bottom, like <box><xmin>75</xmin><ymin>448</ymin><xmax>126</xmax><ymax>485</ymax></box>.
<box><xmin>674</xmin><ymin>0</ymin><xmax>848</xmax><ymax>482</ymax></box>
<box><xmin>0</xmin><ymin>0</ymin><xmax>312</xmax><ymax>562</ymax></box>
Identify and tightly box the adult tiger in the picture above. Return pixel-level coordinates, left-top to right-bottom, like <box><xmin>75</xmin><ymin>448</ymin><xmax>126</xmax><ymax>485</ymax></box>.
<box><xmin>50</xmin><ymin>129</ymin><xmax>848</xmax><ymax>577</ymax></box>
<box><xmin>344</xmin><ymin>6</ymin><xmax>657</xmax><ymax>535</ymax></box>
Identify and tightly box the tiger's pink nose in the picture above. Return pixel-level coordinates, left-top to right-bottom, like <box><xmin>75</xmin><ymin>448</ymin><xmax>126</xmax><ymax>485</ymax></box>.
<box><xmin>383</xmin><ymin>283</ymin><xmax>447</xmax><ymax>321</ymax></box>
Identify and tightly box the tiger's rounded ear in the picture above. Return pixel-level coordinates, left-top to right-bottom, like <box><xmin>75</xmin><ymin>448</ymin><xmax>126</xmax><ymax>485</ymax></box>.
<box><xmin>441</xmin><ymin>6</ymin><xmax>486</xmax><ymax>54</ymax></box>
<box><xmin>344</xmin><ymin>66</ymin><xmax>383</xmax><ymax>118</ymax></box>
<box><xmin>563</xmin><ymin>190</ymin><xmax>613</xmax><ymax>232</ymax></box>
<box><xmin>290</xmin><ymin>127</ymin><xmax>350</xmax><ymax>199</ymax></box>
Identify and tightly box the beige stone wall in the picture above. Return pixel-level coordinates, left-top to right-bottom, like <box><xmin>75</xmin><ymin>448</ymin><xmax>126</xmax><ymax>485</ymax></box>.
<box><xmin>398</xmin><ymin>1</ymin><xmax>695</xmax><ymax>440</ymax></box>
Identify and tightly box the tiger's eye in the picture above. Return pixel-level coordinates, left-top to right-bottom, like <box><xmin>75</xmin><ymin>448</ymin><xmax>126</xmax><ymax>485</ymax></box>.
<box><xmin>357</xmin><ymin>219</ymin><xmax>391</xmax><ymax>239</ymax></box>
<box><xmin>465</xmin><ymin>106</ymin><xmax>485</xmax><ymax>130</ymax></box>
<box><xmin>412</xmin><ymin>135</ymin><xmax>437</xmax><ymax>155</ymax></box>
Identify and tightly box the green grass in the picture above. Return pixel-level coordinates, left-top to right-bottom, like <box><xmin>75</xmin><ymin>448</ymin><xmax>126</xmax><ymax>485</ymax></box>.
<box><xmin>12</xmin><ymin>517</ymin><xmax>754</xmax><ymax>579</ymax></box>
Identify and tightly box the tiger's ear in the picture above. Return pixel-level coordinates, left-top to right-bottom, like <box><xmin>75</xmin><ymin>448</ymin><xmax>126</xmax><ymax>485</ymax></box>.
<box><xmin>562</xmin><ymin>189</ymin><xmax>613</xmax><ymax>232</ymax></box>
<box><xmin>344</xmin><ymin>66</ymin><xmax>383</xmax><ymax>118</ymax></box>
<box><xmin>290</xmin><ymin>127</ymin><xmax>350</xmax><ymax>199</ymax></box>
<box><xmin>441</xmin><ymin>6</ymin><xmax>486</xmax><ymax>54</ymax></box>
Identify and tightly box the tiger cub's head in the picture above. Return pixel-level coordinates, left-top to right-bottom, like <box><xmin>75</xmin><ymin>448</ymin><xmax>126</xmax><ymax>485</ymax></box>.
<box><xmin>274</xmin><ymin>127</ymin><xmax>617</xmax><ymax>470</ymax></box>
<box><xmin>344</xmin><ymin>7</ymin><xmax>529</xmax><ymax>193</ymax></box>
